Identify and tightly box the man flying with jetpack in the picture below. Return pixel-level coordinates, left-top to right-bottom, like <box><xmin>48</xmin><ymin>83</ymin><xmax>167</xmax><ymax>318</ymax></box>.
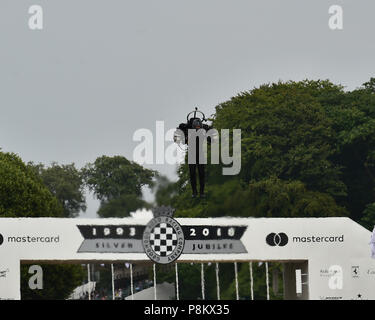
<box><xmin>174</xmin><ymin>107</ymin><xmax>214</xmax><ymax>198</ymax></box>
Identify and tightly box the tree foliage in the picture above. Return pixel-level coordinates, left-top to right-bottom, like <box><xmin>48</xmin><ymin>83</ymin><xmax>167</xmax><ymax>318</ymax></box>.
<box><xmin>83</xmin><ymin>155</ymin><xmax>156</xmax><ymax>217</ymax></box>
<box><xmin>21</xmin><ymin>264</ymin><xmax>85</xmax><ymax>300</ymax></box>
<box><xmin>163</xmin><ymin>79</ymin><xmax>375</xmax><ymax>224</ymax></box>
<box><xmin>0</xmin><ymin>151</ymin><xmax>85</xmax><ymax>299</ymax></box>
<box><xmin>0</xmin><ymin>152</ymin><xmax>63</xmax><ymax>217</ymax></box>
<box><xmin>154</xmin><ymin>79</ymin><xmax>375</xmax><ymax>299</ymax></box>
<box><xmin>97</xmin><ymin>194</ymin><xmax>151</xmax><ymax>218</ymax></box>
<box><xmin>153</xmin><ymin>175</ymin><xmax>178</xmax><ymax>206</ymax></box>
<box><xmin>28</xmin><ymin>162</ymin><xmax>86</xmax><ymax>218</ymax></box>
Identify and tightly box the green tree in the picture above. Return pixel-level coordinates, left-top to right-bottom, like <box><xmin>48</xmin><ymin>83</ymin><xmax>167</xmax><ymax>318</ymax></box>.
<box><xmin>360</xmin><ymin>203</ymin><xmax>375</xmax><ymax>230</ymax></box>
<box><xmin>153</xmin><ymin>175</ymin><xmax>178</xmax><ymax>206</ymax></box>
<box><xmin>83</xmin><ymin>155</ymin><xmax>156</xmax><ymax>217</ymax></box>
<box><xmin>168</xmin><ymin>79</ymin><xmax>375</xmax><ymax>222</ymax></box>
<box><xmin>154</xmin><ymin>79</ymin><xmax>375</xmax><ymax>300</ymax></box>
<box><xmin>21</xmin><ymin>264</ymin><xmax>85</xmax><ymax>300</ymax></box>
<box><xmin>28</xmin><ymin>162</ymin><xmax>87</xmax><ymax>217</ymax></box>
<box><xmin>0</xmin><ymin>152</ymin><xmax>63</xmax><ymax>218</ymax></box>
<box><xmin>326</xmin><ymin>82</ymin><xmax>375</xmax><ymax>221</ymax></box>
<box><xmin>97</xmin><ymin>194</ymin><xmax>150</xmax><ymax>218</ymax></box>
<box><xmin>0</xmin><ymin>151</ymin><xmax>85</xmax><ymax>299</ymax></box>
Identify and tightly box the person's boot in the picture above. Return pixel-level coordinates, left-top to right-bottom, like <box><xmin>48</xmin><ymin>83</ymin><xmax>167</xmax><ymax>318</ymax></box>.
<box><xmin>199</xmin><ymin>185</ymin><xmax>205</xmax><ymax>198</ymax></box>
<box><xmin>192</xmin><ymin>187</ymin><xmax>198</xmax><ymax>198</ymax></box>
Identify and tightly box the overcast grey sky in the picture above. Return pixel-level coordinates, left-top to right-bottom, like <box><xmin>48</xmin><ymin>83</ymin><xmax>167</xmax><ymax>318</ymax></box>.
<box><xmin>1</xmin><ymin>0</ymin><xmax>374</xmax><ymax>217</ymax></box>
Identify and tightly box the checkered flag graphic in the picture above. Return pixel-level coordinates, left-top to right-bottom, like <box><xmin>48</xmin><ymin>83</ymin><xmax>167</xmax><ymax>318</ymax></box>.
<box><xmin>150</xmin><ymin>222</ymin><xmax>178</xmax><ymax>257</ymax></box>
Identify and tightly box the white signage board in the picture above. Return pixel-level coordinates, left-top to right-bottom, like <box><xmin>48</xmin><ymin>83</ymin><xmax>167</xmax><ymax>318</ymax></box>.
<box><xmin>0</xmin><ymin>217</ymin><xmax>374</xmax><ymax>300</ymax></box>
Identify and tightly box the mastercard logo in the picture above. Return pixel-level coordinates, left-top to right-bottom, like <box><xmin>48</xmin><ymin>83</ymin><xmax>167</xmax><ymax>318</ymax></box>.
<box><xmin>266</xmin><ymin>232</ymin><xmax>288</xmax><ymax>246</ymax></box>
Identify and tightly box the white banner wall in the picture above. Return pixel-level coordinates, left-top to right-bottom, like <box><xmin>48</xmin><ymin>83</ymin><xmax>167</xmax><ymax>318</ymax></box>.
<box><xmin>0</xmin><ymin>217</ymin><xmax>374</xmax><ymax>300</ymax></box>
